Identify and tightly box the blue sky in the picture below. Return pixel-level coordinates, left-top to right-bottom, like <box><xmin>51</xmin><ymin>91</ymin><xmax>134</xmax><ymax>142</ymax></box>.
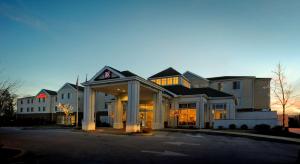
<box><xmin>0</xmin><ymin>0</ymin><xmax>300</xmax><ymax>97</ymax></box>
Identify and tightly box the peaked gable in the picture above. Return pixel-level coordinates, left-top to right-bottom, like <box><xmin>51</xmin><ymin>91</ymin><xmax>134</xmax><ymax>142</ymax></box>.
<box><xmin>89</xmin><ymin>66</ymin><xmax>125</xmax><ymax>82</ymax></box>
<box><xmin>95</xmin><ymin>69</ymin><xmax>120</xmax><ymax>81</ymax></box>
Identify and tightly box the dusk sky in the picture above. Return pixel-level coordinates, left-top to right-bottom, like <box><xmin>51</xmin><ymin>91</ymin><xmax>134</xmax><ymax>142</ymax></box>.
<box><xmin>1</xmin><ymin>0</ymin><xmax>300</xmax><ymax>106</ymax></box>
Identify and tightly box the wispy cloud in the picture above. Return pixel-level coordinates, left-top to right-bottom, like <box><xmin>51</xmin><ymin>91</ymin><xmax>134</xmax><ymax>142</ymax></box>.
<box><xmin>0</xmin><ymin>1</ymin><xmax>48</xmax><ymax>31</ymax></box>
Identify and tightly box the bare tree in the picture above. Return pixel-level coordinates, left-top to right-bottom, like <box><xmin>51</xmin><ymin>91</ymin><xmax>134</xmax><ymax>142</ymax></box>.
<box><xmin>0</xmin><ymin>69</ymin><xmax>21</xmax><ymax>124</ymax></box>
<box><xmin>272</xmin><ymin>63</ymin><xmax>297</xmax><ymax>128</ymax></box>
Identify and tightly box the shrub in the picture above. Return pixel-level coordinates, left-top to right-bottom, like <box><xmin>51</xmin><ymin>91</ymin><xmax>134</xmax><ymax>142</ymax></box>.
<box><xmin>229</xmin><ymin>124</ymin><xmax>236</xmax><ymax>129</ymax></box>
<box><xmin>240</xmin><ymin>124</ymin><xmax>248</xmax><ymax>130</ymax></box>
<box><xmin>218</xmin><ymin>126</ymin><xmax>224</xmax><ymax>130</ymax></box>
<box><xmin>254</xmin><ymin>124</ymin><xmax>271</xmax><ymax>132</ymax></box>
<box><xmin>271</xmin><ymin>125</ymin><xmax>283</xmax><ymax>132</ymax></box>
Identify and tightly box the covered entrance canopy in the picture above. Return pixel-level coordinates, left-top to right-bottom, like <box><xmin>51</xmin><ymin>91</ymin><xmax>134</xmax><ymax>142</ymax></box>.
<box><xmin>81</xmin><ymin>66</ymin><xmax>174</xmax><ymax>132</ymax></box>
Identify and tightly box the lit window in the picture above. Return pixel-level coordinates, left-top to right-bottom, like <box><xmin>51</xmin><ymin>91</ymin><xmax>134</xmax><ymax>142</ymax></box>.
<box><xmin>212</xmin><ymin>103</ymin><xmax>227</xmax><ymax>120</ymax></box>
<box><xmin>161</xmin><ymin>78</ymin><xmax>167</xmax><ymax>85</ymax></box>
<box><xmin>167</xmin><ymin>78</ymin><xmax>173</xmax><ymax>85</ymax></box>
<box><xmin>151</xmin><ymin>80</ymin><xmax>156</xmax><ymax>83</ymax></box>
<box><xmin>156</xmin><ymin>79</ymin><xmax>161</xmax><ymax>85</ymax></box>
<box><xmin>173</xmin><ymin>77</ymin><xmax>178</xmax><ymax>85</ymax></box>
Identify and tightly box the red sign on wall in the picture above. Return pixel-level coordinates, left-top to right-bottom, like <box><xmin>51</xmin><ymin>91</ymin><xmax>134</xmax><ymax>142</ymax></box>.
<box><xmin>37</xmin><ymin>93</ymin><xmax>47</xmax><ymax>99</ymax></box>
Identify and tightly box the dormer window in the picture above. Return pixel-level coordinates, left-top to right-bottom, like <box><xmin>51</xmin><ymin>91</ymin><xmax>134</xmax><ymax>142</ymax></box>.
<box><xmin>151</xmin><ymin>76</ymin><xmax>179</xmax><ymax>86</ymax></box>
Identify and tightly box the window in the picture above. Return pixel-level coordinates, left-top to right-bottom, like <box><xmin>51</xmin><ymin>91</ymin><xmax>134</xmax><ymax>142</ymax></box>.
<box><xmin>20</xmin><ymin>108</ymin><xmax>23</xmax><ymax>112</ymax></box>
<box><xmin>55</xmin><ymin>96</ymin><xmax>57</xmax><ymax>102</ymax></box>
<box><xmin>43</xmin><ymin>98</ymin><xmax>45</xmax><ymax>102</ymax></box>
<box><xmin>167</xmin><ymin>78</ymin><xmax>173</xmax><ymax>85</ymax></box>
<box><xmin>27</xmin><ymin>99</ymin><xmax>30</xmax><ymax>104</ymax></box>
<box><xmin>173</xmin><ymin>77</ymin><xmax>179</xmax><ymax>85</ymax></box>
<box><xmin>182</xmin><ymin>79</ymin><xmax>191</xmax><ymax>88</ymax></box>
<box><xmin>31</xmin><ymin>99</ymin><xmax>33</xmax><ymax>103</ymax></box>
<box><xmin>39</xmin><ymin>98</ymin><xmax>41</xmax><ymax>102</ymax></box>
<box><xmin>233</xmin><ymin>81</ymin><xmax>240</xmax><ymax>89</ymax></box>
<box><xmin>68</xmin><ymin>93</ymin><xmax>70</xmax><ymax>99</ymax></box>
<box><xmin>55</xmin><ymin>106</ymin><xmax>57</xmax><ymax>111</ymax></box>
<box><xmin>212</xmin><ymin>103</ymin><xmax>227</xmax><ymax>120</ymax></box>
<box><xmin>161</xmin><ymin>78</ymin><xmax>167</xmax><ymax>85</ymax></box>
<box><xmin>105</xmin><ymin>103</ymin><xmax>108</xmax><ymax>109</ymax></box>
<box><xmin>38</xmin><ymin>107</ymin><xmax>41</xmax><ymax>111</ymax></box>
<box><xmin>43</xmin><ymin>107</ymin><xmax>46</xmax><ymax>111</ymax></box>
<box><xmin>156</xmin><ymin>79</ymin><xmax>161</xmax><ymax>85</ymax></box>
<box><xmin>179</xmin><ymin>103</ymin><xmax>196</xmax><ymax>109</ymax></box>
<box><xmin>27</xmin><ymin>108</ymin><xmax>29</xmax><ymax>112</ymax></box>
<box><xmin>31</xmin><ymin>107</ymin><xmax>34</xmax><ymax>112</ymax></box>
<box><xmin>61</xmin><ymin>94</ymin><xmax>64</xmax><ymax>99</ymax></box>
<box><xmin>218</xmin><ymin>83</ymin><xmax>223</xmax><ymax>91</ymax></box>
<box><xmin>21</xmin><ymin>100</ymin><xmax>23</xmax><ymax>104</ymax></box>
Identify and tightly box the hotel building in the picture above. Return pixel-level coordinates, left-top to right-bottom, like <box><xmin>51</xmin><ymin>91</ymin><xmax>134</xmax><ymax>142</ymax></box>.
<box><xmin>17</xmin><ymin>66</ymin><xmax>278</xmax><ymax>132</ymax></box>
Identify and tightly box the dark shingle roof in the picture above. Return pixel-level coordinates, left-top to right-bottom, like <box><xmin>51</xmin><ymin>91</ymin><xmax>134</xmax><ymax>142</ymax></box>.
<box><xmin>68</xmin><ymin>83</ymin><xmax>84</xmax><ymax>91</ymax></box>
<box><xmin>207</xmin><ymin>76</ymin><xmax>255</xmax><ymax>81</ymax></box>
<box><xmin>43</xmin><ymin>89</ymin><xmax>57</xmax><ymax>95</ymax></box>
<box><xmin>107</xmin><ymin>66</ymin><xmax>137</xmax><ymax>77</ymax></box>
<box><xmin>163</xmin><ymin>85</ymin><xmax>233</xmax><ymax>97</ymax></box>
<box><xmin>121</xmin><ymin>71</ymin><xmax>137</xmax><ymax>77</ymax></box>
<box><xmin>149</xmin><ymin>67</ymin><xmax>181</xmax><ymax>79</ymax></box>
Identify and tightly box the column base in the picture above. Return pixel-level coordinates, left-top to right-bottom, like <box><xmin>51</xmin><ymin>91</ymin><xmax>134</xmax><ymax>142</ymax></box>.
<box><xmin>113</xmin><ymin>123</ymin><xmax>123</xmax><ymax>129</ymax></box>
<box><xmin>82</xmin><ymin>121</ymin><xmax>96</xmax><ymax>131</ymax></box>
<box><xmin>125</xmin><ymin>124</ymin><xmax>140</xmax><ymax>133</ymax></box>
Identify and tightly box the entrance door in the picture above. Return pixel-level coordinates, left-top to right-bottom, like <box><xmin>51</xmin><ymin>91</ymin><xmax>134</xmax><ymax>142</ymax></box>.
<box><xmin>139</xmin><ymin>110</ymin><xmax>153</xmax><ymax>128</ymax></box>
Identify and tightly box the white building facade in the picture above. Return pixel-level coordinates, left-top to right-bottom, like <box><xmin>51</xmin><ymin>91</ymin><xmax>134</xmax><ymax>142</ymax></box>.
<box><xmin>16</xmin><ymin>83</ymin><xmax>84</xmax><ymax>125</ymax></box>
<box><xmin>16</xmin><ymin>66</ymin><xmax>278</xmax><ymax>131</ymax></box>
<box><xmin>81</xmin><ymin>66</ymin><xmax>278</xmax><ymax>132</ymax></box>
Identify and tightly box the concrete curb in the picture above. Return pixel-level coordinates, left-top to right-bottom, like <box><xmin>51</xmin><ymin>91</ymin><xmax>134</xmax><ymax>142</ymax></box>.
<box><xmin>1</xmin><ymin>146</ymin><xmax>26</xmax><ymax>160</ymax></box>
<box><xmin>160</xmin><ymin>129</ymin><xmax>300</xmax><ymax>145</ymax></box>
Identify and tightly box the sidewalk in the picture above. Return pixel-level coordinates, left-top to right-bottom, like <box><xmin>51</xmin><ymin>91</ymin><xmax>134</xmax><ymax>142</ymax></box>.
<box><xmin>161</xmin><ymin>128</ymin><xmax>300</xmax><ymax>145</ymax></box>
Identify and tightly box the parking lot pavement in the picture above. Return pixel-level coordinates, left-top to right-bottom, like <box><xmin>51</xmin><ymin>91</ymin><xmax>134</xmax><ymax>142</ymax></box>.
<box><xmin>0</xmin><ymin>127</ymin><xmax>299</xmax><ymax>164</ymax></box>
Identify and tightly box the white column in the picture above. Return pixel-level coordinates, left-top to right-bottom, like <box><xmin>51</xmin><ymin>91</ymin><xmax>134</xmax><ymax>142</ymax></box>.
<box><xmin>126</xmin><ymin>81</ymin><xmax>140</xmax><ymax>132</ymax></box>
<box><xmin>199</xmin><ymin>97</ymin><xmax>205</xmax><ymax>128</ymax></box>
<box><xmin>196</xmin><ymin>101</ymin><xmax>200</xmax><ymax>128</ymax></box>
<box><xmin>82</xmin><ymin>86</ymin><xmax>96</xmax><ymax>131</ymax></box>
<box><xmin>113</xmin><ymin>97</ymin><xmax>123</xmax><ymax>129</ymax></box>
<box><xmin>228</xmin><ymin>100</ymin><xmax>236</xmax><ymax>119</ymax></box>
<box><xmin>152</xmin><ymin>91</ymin><xmax>163</xmax><ymax>129</ymax></box>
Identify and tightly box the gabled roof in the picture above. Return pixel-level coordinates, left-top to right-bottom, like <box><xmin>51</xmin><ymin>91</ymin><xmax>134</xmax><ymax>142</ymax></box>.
<box><xmin>183</xmin><ymin>71</ymin><xmax>209</xmax><ymax>82</ymax></box>
<box><xmin>207</xmin><ymin>76</ymin><xmax>256</xmax><ymax>81</ymax></box>
<box><xmin>67</xmin><ymin>83</ymin><xmax>84</xmax><ymax>91</ymax></box>
<box><xmin>43</xmin><ymin>89</ymin><xmax>57</xmax><ymax>95</ymax></box>
<box><xmin>149</xmin><ymin>67</ymin><xmax>181</xmax><ymax>79</ymax></box>
<box><xmin>163</xmin><ymin>85</ymin><xmax>233</xmax><ymax>97</ymax></box>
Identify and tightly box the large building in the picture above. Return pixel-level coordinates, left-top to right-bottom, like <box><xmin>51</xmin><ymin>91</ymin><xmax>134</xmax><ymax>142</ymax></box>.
<box><xmin>17</xmin><ymin>66</ymin><xmax>278</xmax><ymax>132</ymax></box>
<box><xmin>17</xmin><ymin>83</ymin><xmax>84</xmax><ymax>124</ymax></box>
<box><xmin>80</xmin><ymin>66</ymin><xmax>278</xmax><ymax>132</ymax></box>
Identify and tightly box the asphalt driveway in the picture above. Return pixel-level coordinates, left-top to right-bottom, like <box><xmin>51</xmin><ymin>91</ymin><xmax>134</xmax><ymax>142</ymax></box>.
<box><xmin>0</xmin><ymin>127</ymin><xmax>299</xmax><ymax>164</ymax></box>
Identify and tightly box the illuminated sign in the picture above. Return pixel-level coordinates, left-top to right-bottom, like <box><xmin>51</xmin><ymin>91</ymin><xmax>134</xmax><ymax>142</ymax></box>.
<box><xmin>37</xmin><ymin>93</ymin><xmax>47</xmax><ymax>99</ymax></box>
<box><xmin>104</xmin><ymin>70</ymin><xmax>111</xmax><ymax>79</ymax></box>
